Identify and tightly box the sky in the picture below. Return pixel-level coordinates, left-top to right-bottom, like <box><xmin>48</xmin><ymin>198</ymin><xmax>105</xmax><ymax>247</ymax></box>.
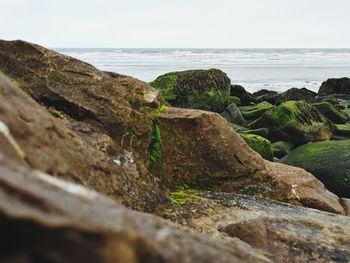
<box><xmin>1</xmin><ymin>0</ymin><xmax>349</xmax><ymax>48</ymax></box>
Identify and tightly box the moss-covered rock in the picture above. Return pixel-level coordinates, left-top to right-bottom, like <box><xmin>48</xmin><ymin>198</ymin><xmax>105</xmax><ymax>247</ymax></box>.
<box><xmin>311</xmin><ymin>102</ymin><xmax>349</xmax><ymax>124</ymax></box>
<box><xmin>253</xmin><ymin>89</ymin><xmax>279</xmax><ymax>105</ymax></box>
<box><xmin>239</xmin><ymin>102</ymin><xmax>275</xmax><ymax>122</ymax></box>
<box><xmin>230</xmin><ymin>123</ymin><xmax>269</xmax><ymax>139</ymax></box>
<box><xmin>333</xmin><ymin>124</ymin><xmax>350</xmax><ymax>139</ymax></box>
<box><xmin>276</xmin><ymin>88</ymin><xmax>316</xmax><ymax>105</ymax></box>
<box><xmin>271</xmin><ymin>141</ymin><xmax>294</xmax><ymax>159</ymax></box>
<box><xmin>221</xmin><ymin>103</ymin><xmax>247</xmax><ymax>126</ymax></box>
<box><xmin>249</xmin><ymin>101</ymin><xmax>333</xmax><ymax>145</ymax></box>
<box><xmin>149</xmin><ymin>69</ymin><xmax>235</xmax><ymax>113</ymax></box>
<box><xmin>230</xmin><ymin>84</ymin><xmax>255</xmax><ymax>106</ymax></box>
<box><xmin>282</xmin><ymin>140</ymin><xmax>350</xmax><ymax>198</ymax></box>
<box><xmin>318</xmin><ymin>77</ymin><xmax>350</xmax><ymax>96</ymax></box>
<box><xmin>240</xmin><ymin>134</ymin><xmax>273</xmax><ymax>161</ymax></box>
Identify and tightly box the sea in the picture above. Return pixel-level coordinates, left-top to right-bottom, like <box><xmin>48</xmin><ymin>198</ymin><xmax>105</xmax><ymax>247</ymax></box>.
<box><xmin>56</xmin><ymin>48</ymin><xmax>350</xmax><ymax>93</ymax></box>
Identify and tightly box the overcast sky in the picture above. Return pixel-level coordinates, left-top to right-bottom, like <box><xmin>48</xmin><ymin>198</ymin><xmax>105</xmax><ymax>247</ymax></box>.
<box><xmin>1</xmin><ymin>0</ymin><xmax>349</xmax><ymax>48</ymax></box>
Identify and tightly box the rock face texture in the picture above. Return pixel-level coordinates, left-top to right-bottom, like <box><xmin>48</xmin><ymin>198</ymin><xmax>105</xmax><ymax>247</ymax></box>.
<box><xmin>312</xmin><ymin>101</ymin><xmax>349</xmax><ymax>124</ymax></box>
<box><xmin>253</xmin><ymin>89</ymin><xmax>279</xmax><ymax>105</ymax></box>
<box><xmin>318</xmin><ymin>77</ymin><xmax>350</xmax><ymax>95</ymax></box>
<box><xmin>282</xmin><ymin>140</ymin><xmax>350</xmax><ymax>198</ymax></box>
<box><xmin>249</xmin><ymin>101</ymin><xmax>333</xmax><ymax>145</ymax></box>
<box><xmin>276</xmin><ymin>87</ymin><xmax>316</xmax><ymax>105</ymax></box>
<box><xmin>0</xmin><ymin>53</ymin><xmax>166</xmax><ymax>213</ymax></box>
<box><xmin>221</xmin><ymin>103</ymin><xmax>247</xmax><ymax>126</ymax></box>
<box><xmin>157</xmin><ymin>108</ymin><xmax>344</xmax><ymax>214</ymax></box>
<box><xmin>159</xmin><ymin>191</ymin><xmax>350</xmax><ymax>263</ymax></box>
<box><xmin>230</xmin><ymin>84</ymin><xmax>255</xmax><ymax>106</ymax></box>
<box><xmin>0</xmin><ymin>158</ymin><xmax>272</xmax><ymax>263</ymax></box>
<box><xmin>149</xmin><ymin>69</ymin><xmax>236</xmax><ymax>112</ymax></box>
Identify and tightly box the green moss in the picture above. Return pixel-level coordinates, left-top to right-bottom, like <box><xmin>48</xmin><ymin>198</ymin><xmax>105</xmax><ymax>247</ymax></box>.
<box><xmin>272</xmin><ymin>101</ymin><xmax>299</xmax><ymax>126</ymax></box>
<box><xmin>335</xmin><ymin>124</ymin><xmax>350</xmax><ymax>131</ymax></box>
<box><xmin>282</xmin><ymin>140</ymin><xmax>350</xmax><ymax>197</ymax></box>
<box><xmin>154</xmin><ymin>104</ymin><xmax>169</xmax><ymax>116</ymax></box>
<box><xmin>149</xmin><ymin>73</ymin><xmax>177</xmax><ymax>102</ymax></box>
<box><xmin>312</xmin><ymin>102</ymin><xmax>349</xmax><ymax>124</ymax></box>
<box><xmin>140</xmin><ymin>180</ymin><xmax>149</xmax><ymax>187</ymax></box>
<box><xmin>240</xmin><ymin>134</ymin><xmax>273</xmax><ymax>161</ymax></box>
<box><xmin>169</xmin><ymin>185</ymin><xmax>201</xmax><ymax>206</ymax></box>
<box><xmin>239</xmin><ymin>101</ymin><xmax>274</xmax><ymax>121</ymax></box>
<box><xmin>148</xmin><ymin>122</ymin><xmax>163</xmax><ymax>167</ymax></box>
<box><xmin>194</xmin><ymin>90</ymin><xmax>240</xmax><ymax>113</ymax></box>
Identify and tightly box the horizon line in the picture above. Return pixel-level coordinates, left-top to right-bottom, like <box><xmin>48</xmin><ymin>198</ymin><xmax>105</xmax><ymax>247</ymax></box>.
<box><xmin>52</xmin><ymin>47</ymin><xmax>350</xmax><ymax>50</ymax></box>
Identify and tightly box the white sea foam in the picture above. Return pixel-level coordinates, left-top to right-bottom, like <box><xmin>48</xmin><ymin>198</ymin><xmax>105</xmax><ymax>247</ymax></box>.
<box><xmin>57</xmin><ymin>48</ymin><xmax>350</xmax><ymax>93</ymax></box>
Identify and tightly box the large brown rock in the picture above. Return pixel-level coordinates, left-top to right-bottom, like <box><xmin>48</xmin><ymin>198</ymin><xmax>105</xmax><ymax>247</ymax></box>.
<box><xmin>157</xmin><ymin>108</ymin><xmax>345</xmax><ymax>214</ymax></box>
<box><xmin>0</xmin><ymin>72</ymin><xmax>166</xmax><ymax>212</ymax></box>
<box><xmin>158</xmin><ymin>191</ymin><xmax>350</xmax><ymax>263</ymax></box>
<box><xmin>0</xmin><ymin>159</ymin><xmax>270</xmax><ymax>263</ymax></box>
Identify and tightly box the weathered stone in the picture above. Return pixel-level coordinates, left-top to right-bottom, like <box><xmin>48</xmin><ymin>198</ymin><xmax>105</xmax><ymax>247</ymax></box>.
<box><xmin>282</xmin><ymin>140</ymin><xmax>350</xmax><ymax>198</ymax></box>
<box><xmin>149</xmin><ymin>69</ymin><xmax>235</xmax><ymax>112</ymax></box>
<box><xmin>318</xmin><ymin>77</ymin><xmax>350</xmax><ymax>96</ymax></box>
<box><xmin>221</xmin><ymin>103</ymin><xmax>247</xmax><ymax>126</ymax></box>
<box><xmin>0</xmin><ymin>71</ymin><xmax>166</xmax><ymax>212</ymax></box>
<box><xmin>253</xmin><ymin>89</ymin><xmax>279</xmax><ymax>105</ymax></box>
<box><xmin>239</xmin><ymin>102</ymin><xmax>275</xmax><ymax>122</ymax></box>
<box><xmin>312</xmin><ymin>101</ymin><xmax>349</xmax><ymax>124</ymax></box>
<box><xmin>0</xmin><ymin>159</ymin><xmax>271</xmax><ymax>263</ymax></box>
<box><xmin>157</xmin><ymin>108</ymin><xmax>345</xmax><ymax>214</ymax></box>
<box><xmin>230</xmin><ymin>84</ymin><xmax>255</xmax><ymax>106</ymax></box>
<box><xmin>240</xmin><ymin>134</ymin><xmax>273</xmax><ymax>161</ymax></box>
<box><xmin>249</xmin><ymin>101</ymin><xmax>333</xmax><ymax>145</ymax></box>
<box><xmin>276</xmin><ymin>87</ymin><xmax>316</xmax><ymax>105</ymax></box>
<box><xmin>158</xmin><ymin>191</ymin><xmax>350</xmax><ymax>263</ymax></box>
<box><xmin>271</xmin><ymin>141</ymin><xmax>294</xmax><ymax>159</ymax></box>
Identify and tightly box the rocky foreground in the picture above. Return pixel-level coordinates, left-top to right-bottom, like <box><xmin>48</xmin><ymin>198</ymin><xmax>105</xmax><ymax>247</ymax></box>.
<box><xmin>0</xmin><ymin>40</ymin><xmax>349</xmax><ymax>262</ymax></box>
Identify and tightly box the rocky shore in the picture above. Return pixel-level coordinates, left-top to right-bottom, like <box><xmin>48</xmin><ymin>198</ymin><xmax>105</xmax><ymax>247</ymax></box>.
<box><xmin>0</xmin><ymin>40</ymin><xmax>349</xmax><ymax>262</ymax></box>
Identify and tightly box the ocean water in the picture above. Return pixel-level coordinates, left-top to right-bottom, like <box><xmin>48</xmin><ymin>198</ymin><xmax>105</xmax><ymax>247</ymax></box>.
<box><xmin>56</xmin><ymin>48</ymin><xmax>350</xmax><ymax>93</ymax></box>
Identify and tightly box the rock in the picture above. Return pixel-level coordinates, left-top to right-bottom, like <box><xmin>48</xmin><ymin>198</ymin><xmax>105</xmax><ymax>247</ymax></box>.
<box><xmin>158</xmin><ymin>191</ymin><xmax>350</xmax><ymax>263</ymax></box>
<box><xmin>312</xmin><ymin>101</ymin><xmax>349</xmax><ymax>124</ymax></box>
<box><xmin>230</xmin><ymin>84</ymin><xmax>255</xmax><ymax>106</ymax></box>
<box><xmin>276</xmin><ymin>87</ymin><xmax>316</xmax><ymax>105</ymax></box>
<box><xmin>0</xmin><ymin>41</ymin><xmax>169</xmax><ymax>212</ymax></box>
<box><xmin>282</xmin><ymin>140</ymin><xmax>350</xmax><ymax>198</ymax></box>
<box><xmin>239</xmin><ymin>102</ymin><xmax>275</xmax><ymax>122</ymax></box>
<box><xmin>271</xmin><ymin>141</ymin><xmax>294</xmax><ymax>159</ymax></box>
<box><xmin>221</xmin><ymin>103</ymin><xmax>247</xmax><ymax>126</ymax></box>
<box><xmin>334</xmin><ymin>124</ymin><xmax>350</xmax><ymax>139</ymax></box>
<box><xmin>240</xmin><ymin>134</ymin><xmax>273</xmax><ymax>161</ymax></box>
<box><xmin>340</xmin><ymin>198</ymin><xmax>350</xmax><ymax>216</ymax></box>
<box><xmin>318</xmin><ymin>77</ymin><xmax>350</xmax><ymax>96</ymax></box>
<box><xmin>230</xmin><ymin>123</ymin><xmax>270</xmax><ymax>139</ymax></box>
<box><xmin>0</xmin><ymin>159</ymin><xmax>270</xmax><ymax>263</ymax></box>
<box><xmin>149</xmin><ymin>69</ymin><xmax>236</xmax><ymax>113</ymax></box>
<box><xmin>253</xmin><ymin>89</ymin><xmax>279</xmax><ymax>104</ymax></box>
<box><xmin>249</xmin><ymin>101</ymin><xmax>333</xmax><ymax>145</ymax></box>
<box><xmin>157</xmin><ymin>108</ymin><xmax>345</xmax><ymax>214</ymax></box>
